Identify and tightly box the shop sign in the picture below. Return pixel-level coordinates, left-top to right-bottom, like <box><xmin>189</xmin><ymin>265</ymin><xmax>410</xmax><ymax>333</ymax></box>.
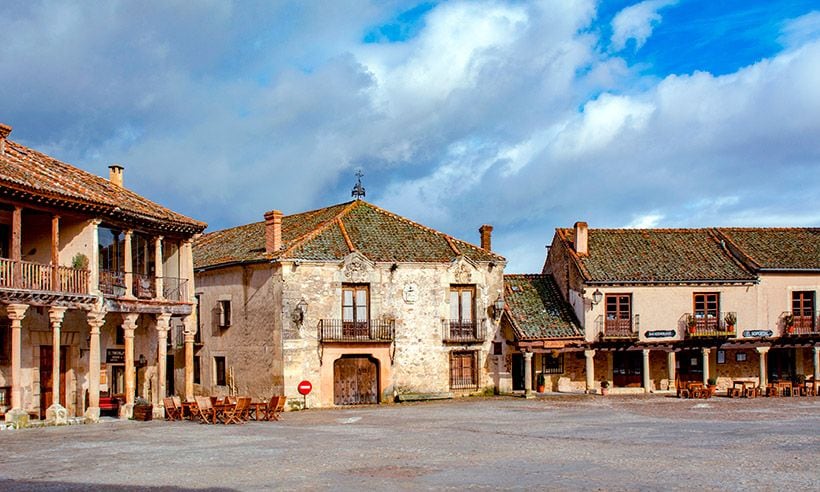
<box><xmin>645</xmin><ymin>330</ymin><xmax>676</xmax><ymax>338</ymax></box>
<box><xmin>742</xmin><ymin>330</ymin><xmax>773</xmax><ymax>338</ymax></box>
<box><xmin>106</xmin><ymin>349</ymin><xmax>125</xmax><ymax>363</ymax></box>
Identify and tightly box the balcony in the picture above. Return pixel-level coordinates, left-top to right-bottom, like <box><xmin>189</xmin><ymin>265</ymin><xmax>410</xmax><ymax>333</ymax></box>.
<box><xmin>597</xmin><ymin>315</ymin><xmax>640</xmax><ymax>341</ymax></box>
<box><xmin>99</xmin><ymin>269</ymin><xmax>127</xmax><ymax>296</ymax></box>
<box><xmin>782</xmin><ymin>312</ymin><xmax>819</xmax><ymax>336</ymax></box>
<box><xmin>442</xmin><ymin>319</ymin><xmax>486</xmax><ymax>343</ymax></box>
<box><xmin>100</xmin><ymin>270</ymin><xmax>188</xmax><ymax>302</ymax></box>
<box><xmin>318</xmin><ymin>319</ymin><xmax>395</xmax><ymax>343</ymax></box>
<box><xmin>0</xmin><ymin>258</ymin><xmax>89</xmax><ymax>294</ymax></box>
<box><xmin>683</xmin><ymin>312</ymin><xmax>736</xmax><ymax>338</ymax></box>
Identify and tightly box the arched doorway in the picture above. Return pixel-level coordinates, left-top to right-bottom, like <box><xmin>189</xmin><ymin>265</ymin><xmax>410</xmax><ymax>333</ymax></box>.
<box><xmin>334</xmin><ymin>355</ymin><xmax>379</xmax><ymax>405</ymax></box>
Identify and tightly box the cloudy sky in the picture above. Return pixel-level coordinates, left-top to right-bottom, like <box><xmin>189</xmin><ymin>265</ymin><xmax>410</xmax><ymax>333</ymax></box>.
<box><xmin>2</xmin><ymin>0</ymin><xmax>819</xmax><ymax>272</ymax></box>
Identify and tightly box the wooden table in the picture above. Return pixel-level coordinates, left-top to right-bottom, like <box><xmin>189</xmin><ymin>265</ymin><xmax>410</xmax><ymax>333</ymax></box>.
<box><xmin>248</xmin><ymin>402</ymin><xmax>267</xmax><ymax>421</ymax></box>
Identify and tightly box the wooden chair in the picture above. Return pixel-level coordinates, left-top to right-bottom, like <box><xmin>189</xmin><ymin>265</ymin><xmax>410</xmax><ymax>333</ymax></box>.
<box><xmin>195</xmin><ymin>396</ymin><xmax>217</xmax><ymax>424</ymax></box>
<box><xmin>163</xmin><ymin>397</ymin><xmax>182</xmax><ymax>421</ymax></box>
<box><xmin>261</xmin><ymin>396</ymin><xmax>285</xmax><ymax>421</ymax></box>
<box><xmin>223</xmin><ymin>397</ymin><xmax>251</xmax><ymax>425</ymax></box>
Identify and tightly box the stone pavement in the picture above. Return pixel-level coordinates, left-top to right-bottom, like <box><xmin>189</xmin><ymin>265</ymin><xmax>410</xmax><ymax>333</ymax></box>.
<box><xmin>0</xmin><ymin>395</ymin><xmax>818</xmax><ymax>490</ymax></box>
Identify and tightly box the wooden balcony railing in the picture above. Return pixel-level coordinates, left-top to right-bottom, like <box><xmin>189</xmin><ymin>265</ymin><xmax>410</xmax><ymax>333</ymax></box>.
<box><xmin>0</xmin><ymin>258</ymin><xmax>89</xmax><ymax>294</ymax></box>
<box><xmin>783</xmin><ymin>311</ymin><xmax>819</xmax><ymax>335</ymax></box>
<box><xmin>598</xmin><ymin>315</ymin><xmax>640</xmax><ymax>340</ymax></box>
<box><xmin>318</xmin><ymin>319</ymin><xmax>395</xmax><ymax>342</ymax></box>
<box><xmin>683</xmin><ymin>312</ymin><xmax>736</xmax><ymax>338</ymax></box>
<box><xmin>443</xmin><ymin>319</ymin><xmax>486</xmax><ymax>343</ymax></box>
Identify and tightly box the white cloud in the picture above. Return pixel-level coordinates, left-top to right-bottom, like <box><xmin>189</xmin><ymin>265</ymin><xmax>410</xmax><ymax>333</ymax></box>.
<box><xmin>626</xmin><ymin>213</ymin><xmax>664</xmax><ymax>228</ymax></box>
<box><xmin>610</xmin><ymin>0</ymin><xmax>677</xmax><ymax>52</ymax></box>
<box><xmin>779</xmin><ymin>11</ymin><xmax>820</xmax><ymax>49</ymax></box>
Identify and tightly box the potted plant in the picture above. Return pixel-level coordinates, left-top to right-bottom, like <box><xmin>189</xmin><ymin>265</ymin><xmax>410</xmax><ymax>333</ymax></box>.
<box><xmin>686</xmin><ymin>314</ymin><xmax>697</xmax><ymax>335</ymax></box>
<box><xmin>783</xmin><ymin>313</ymin><xmax>795</xmax><ymax>334</ymax></box>
<box><xmin>71</xmin><ymin>252</ymin><xmax>89</xmax><ymax>270</ymax></box>
<box><xmin>707</xmin><ymin>377</ymin><xmax>717</xmax><ymax>396</ymax></box>
<box><xmin>724</xmin><ymin>312</ymin><xmax>736</xmax><ymax>333</ymax></box>
<box><xmin>536</xmin><ymin>373</ymin><xmax>546</xmax><ymax>393</ymax></box>
<box><xmin>132</xmin><ymin>397</ymin><xmax>153</xmax><ymax>421</ymax></box>
<box><xmin>600</xmin><ymin>379</ymin><xmax>610</xmax><ymax>396</ymax></box>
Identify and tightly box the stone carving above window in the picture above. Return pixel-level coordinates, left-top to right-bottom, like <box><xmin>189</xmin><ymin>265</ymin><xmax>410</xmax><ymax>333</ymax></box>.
<box><xmin>340</xmin><ymin>252</ymin><xmax>373</xmax><ymax>282</ymax></box>
<box><xmin>454</xmin><ymin>264</ymin><xmax>472</xmax><ymax>283</ymax></box>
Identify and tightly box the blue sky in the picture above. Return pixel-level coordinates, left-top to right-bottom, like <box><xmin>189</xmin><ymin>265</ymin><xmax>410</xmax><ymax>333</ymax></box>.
<box><xmin>1</xmin><ymin>1</ymin><xmax>819</xmax><ymax>272</ymax></box>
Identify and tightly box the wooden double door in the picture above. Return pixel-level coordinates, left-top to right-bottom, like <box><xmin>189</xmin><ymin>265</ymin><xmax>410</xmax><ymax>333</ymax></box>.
<box><xmin>613</xmin><ymin>351</ymin><xmax>642</xmax><ymax>387</ymax></box>
<box><xmin>334</xmin><ymin>356</ymin><xmax>378</xmax><ymax>405</ymax></box>
<box><xmin>40</xmin><ymin>345</ymin><xmax>68</xmax><ymax>418</ymax></box>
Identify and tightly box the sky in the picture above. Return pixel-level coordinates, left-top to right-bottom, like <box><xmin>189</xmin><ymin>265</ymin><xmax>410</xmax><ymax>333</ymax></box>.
<box><xmin>1</xmin><ymin>0</ymin><xmax>819</xmax><ymax>273</ymax></box>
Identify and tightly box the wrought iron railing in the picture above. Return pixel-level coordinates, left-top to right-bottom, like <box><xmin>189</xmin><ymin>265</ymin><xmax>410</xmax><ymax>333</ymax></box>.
<box><xmin>162</xmin><ymin>277</ymin><xmax>188</xmax><ymax>302</ymax></box>
<box><xmin>682</xmin><ymin>312</ymin><xmax>736</xmax><ymax>338</ymax></box>
<box><xmin>597</xmin><ymin>314</ymin><xmax>640</xmax><ymax>340</ymax></box>
<box><xmin>99</xmin><ymin>269</ymin><xmax>127</xmax><ymax>296</ymax></box>
<box><xmin>318</xmin><ymin>319</ymin><xmax>395</xmax><ymax>342</ymax></box>
<box><xmin>783</xmin><ymin>311</ymin><xmax>819</xmax><ymax>335</ymax></box>
<box><xmin>133</xmin><ymin>273</ymin><xmax>155</xmax><ymax>299</ymax></box>
<box><xmin>442</xmin><ymin>319</ymin><xmax>486</xmax><ymax>343</ymax></box>
<box><xmin>0</xmin><ymin>258</ymin><xmax>89</xmax><ymax>294</ymax></box>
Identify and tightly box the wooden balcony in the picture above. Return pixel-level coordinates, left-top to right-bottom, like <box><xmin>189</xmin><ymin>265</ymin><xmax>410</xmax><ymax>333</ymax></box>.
<box><xmin>683</xmin><ymin>312</ymin><xmax>736</xmax><ymax>338</ymax></box>
<box><xmin>596</xmin><ymin>315</ymin><xmax>639</xmax><ymax>340</ymax></box>
<box><xmin>783</xmin><ymin>312</ymin><xmax>819</xmax><ymax>336</ymax></box>
<box><xmin>0</xmin><ymin>258</ymin><xmax>89</xmax><ymax>294</ymax></box>
<box><xmin>442</xmin><ymin>319</ymin><xmax>486</xmax><ymax>343</ymax></box>
<box><xmin>318</xmin><ymin>319</ymin><xmax>395</xmax><ymax>343</ymax></box>
<box><xmin>100</xmin><ymin>270</ymin><xmax>188</xmax><ymax>302</ymax></box>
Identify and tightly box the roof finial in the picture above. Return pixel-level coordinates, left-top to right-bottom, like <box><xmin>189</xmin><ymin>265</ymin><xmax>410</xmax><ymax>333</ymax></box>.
<box><xmin>351</xmin><ymin>169</ymin><xmax>366</xmax><ymax>200</ymax></box>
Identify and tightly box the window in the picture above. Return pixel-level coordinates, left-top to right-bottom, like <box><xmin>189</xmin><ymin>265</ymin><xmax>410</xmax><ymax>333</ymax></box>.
<box><xmin>492</xmin><ymin>342</ymin><xmax>503</xmax><ymax>356</ymax></box>
<box><xmin>218</xmin><ymin>300</ymin><xmax>232</xmax><ymax>328</ymax></box>
<box><xmin>193</xmin><ymin>356</ymin><xmax>201</xmax><ymax>385</ymax></box>
<box><xmin>693</xmin><ymin>293</ymin><xmax>720</xmax><ymax>329</ymax></box>
<box><xmin>342</xmin><ymin>284</ymin><xmax>369</xmax><ymax>336</ymax></box>
<box><xmin>0</xmin><ymin>223</ymin><xmax>9</xmax><ymax>258</ymax></box>
<box><xmin>717</xmin><ymin>350</ymin><xmax>726</xmax><ymax>364</ymax></box>
<box><xmin>214</xmin><ymin>356</ymin><xmax>226</xmax><ymax>386</ymax></box>
<box><xmin>449</xmin><ymin>351</ymin><xmax>478</xmax><ymax>390</ymax></box>
<box><xmin>449</xmin><ymin>285</ymin><xmax>476</xmax><ymax>339</ymax></box>
<box><xmin>605</xmin><ymin>294</ymin><xmax>632</xmax><ymax>333</ymax></box>
<box><xmin>792</xmin><ymin>291</ymin><xmax>816</xmax><ymax>331</ymax></box>
<box><xmin>98</xmin><ymin>226</ymin><xmax>125</xmax><ymax>272</ymax></box>
<box><xmin>541</xmin><ymin>353</ymin><xmax>564</xmax><ymax>374</ymax></box>
<box><xmin>115</xmin><ymin>326</ymin><xmax>124</xmax><ymax>345</ymax></box>
<box><xmin>0</xmin><ymin>321</ymin><xmax>9</xmax><ymax>364</ymax></box>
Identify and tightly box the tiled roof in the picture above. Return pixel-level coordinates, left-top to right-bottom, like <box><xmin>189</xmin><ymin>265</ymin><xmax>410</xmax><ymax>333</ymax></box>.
<box><xmin>0</xmin><ymin>136</ymin><xmax>206</xmax><ymax>234</ymax></box>
<box><xmin>716</xmin><ymin>228</ymin><xmax>820</xmax><ymax>271</ymax></box>
<box><xmin>503</xmin><ymin>274</ymin><xmax>582</xmax><ymax>340</ymax></box>
<box><xmin>194</xmin><ymin>200</ymin><xmax>505</xmax><ymax>269</ymax></box>
<box><xmin>556</xmin><ymin>228</ymin><xmax>756</xmax><ymax>283</ymax></box>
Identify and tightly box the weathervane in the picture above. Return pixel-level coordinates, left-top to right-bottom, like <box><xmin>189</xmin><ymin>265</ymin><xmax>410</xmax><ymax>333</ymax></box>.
<box><xmin>351</xmin><ymin>170</ymin><xmax>366</xmax><ymax>200</ymax></box>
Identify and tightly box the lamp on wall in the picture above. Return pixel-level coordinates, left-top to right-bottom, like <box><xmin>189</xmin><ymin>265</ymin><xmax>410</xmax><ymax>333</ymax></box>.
<box><xmin>493</xmin><ymin>294</ymin><xmax>505</xmax><ymax>320</ymax></box>
<box><xmin>138</xmin><ymin>354</ymin><xmax>147</xmax><ymax>367</ymax></box>
<box><xmin>292</xmin><ymin>299</ymin><xmax>308</xmax><ymax>325</ymax></box>
<box><xmin>591</xmin><ymin>289</ymin><xmax>603</xmax><ymax>305</ymax></box>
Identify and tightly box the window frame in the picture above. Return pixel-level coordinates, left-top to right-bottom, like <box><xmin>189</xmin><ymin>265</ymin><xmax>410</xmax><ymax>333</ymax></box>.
<box><xmin>193</xmin><ymin>355</ymin><xmax>201</xmax><ymax>385</ymax></box>
<box><xmin>449</xmin><ymin>285</ymin><xmax>476</xmax><ymax>323</ymax></box>
<box><xmin>218</xmin><ymin>300</ymin><xmax>232</xmax><ymax>328</ymax></box>
<box><xmin>214</xmin><ymin>356</ymin><xmax>227</xmax><ymax>386</ymax></box>
<box><xmin>449</xmin><ymin>350</ymin><xmax>478</xmax><ymax>390</ymax></box>
<box><xmin>540</xmin><ymin>353</ymin><xmax>564</xmax><ymax>375</ymax></box>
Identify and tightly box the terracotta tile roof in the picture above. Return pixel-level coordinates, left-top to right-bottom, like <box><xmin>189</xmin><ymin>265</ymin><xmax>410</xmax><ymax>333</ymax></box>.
<box><xmin>716</xmin><ymin>228</ymin><xmax>820</xmax><ymax>271</ymax></box>
<box><xmin>556</xmin><ymin>228</ymin><xmax>756</xmax><ymax>283</ymax></box>
<box><xmin>0</xmin><ymin>136</ymin><xmax>206</xmax><ymax>234</ymax></box>
<box><xmin>194</xmin><ymin>200</ymin><xmax>505</xmax><ymax>269</ymax></box>
<box><xmin>503</xmin><ymin>274</ymin><xmax>582</xmax><ymax>340</ymax></box>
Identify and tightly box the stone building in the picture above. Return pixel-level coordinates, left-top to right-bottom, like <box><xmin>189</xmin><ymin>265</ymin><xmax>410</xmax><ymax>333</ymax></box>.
<box><xmin>525</xmin><ymin>223</ymin><xmax>820</xmax><ymax>394</ymax></box>
<box><xmin>0</xmin><ymin>123</ymin><xmax>205</xmax><ymax>427</ymax></box>
<box><xmin>193</xmin><ymin>199</ymin><xmax>505</xmax><ymax>408</ymax></box>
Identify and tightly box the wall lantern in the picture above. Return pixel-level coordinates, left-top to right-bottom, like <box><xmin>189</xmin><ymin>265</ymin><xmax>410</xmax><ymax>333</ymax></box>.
<box><xmin>292</xmin><ymin>299</ymin><xmax>308</xmax><ymax>325</ymax></box>
<box><xmin>592</xmin><ymin>289</ymin><xmax>603</xmax><ymax>305</ymax></box>
<box><xmin>138</xmin><ymin>354</ymin><xmax>147</xmax><ymax>367</ymax></box>
<box><xmin>493</xmin><ymin>294</ymin><xmax>505</xmax><ymax>320</ymax></box>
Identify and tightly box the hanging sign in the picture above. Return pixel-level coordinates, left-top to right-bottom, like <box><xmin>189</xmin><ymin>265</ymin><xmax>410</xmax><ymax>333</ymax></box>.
<box><xmin>743</xmin><ymin>330</ymin><xmax>773</xmax><ymax>338</ymax></box>
<box><xmin>106</xmin><ymin>349</ymin><xmax>125</xmax><ymax>363</ymax></box>
<box><xmin>645</xmin><ymin>330</ymin><xmax>676</xmax><ymax>338</ymax></box>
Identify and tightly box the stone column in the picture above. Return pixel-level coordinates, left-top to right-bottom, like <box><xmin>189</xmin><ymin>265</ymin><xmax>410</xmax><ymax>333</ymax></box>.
<box><xmin>757</xmin><ymin>346</ymin><xmax>769</xmax><ymax>388</ymax></box>
<box><xmin>154</xmin><ymin>236</ymin><xmax>164</xmax><ymax>300</ymax></box>
<box><xmin>814</xmin><ymin>346</ymin><xmax>820</xmax><ymax>381</ymax></box>
<box><xmin>183</xmin><ymin>314</ymin><xmax>196</xmax><ymax>402</ymax></box>
<box><xmin>181</xmin><ymin>239</ymin><xmax>195</xmax><ymax>302</ymax></box>
<box><xmin>523</xmin><ymin>351</ymin><xmax>534</xmax><ymax>399</ymax></box>
<box><xmin>701</xmin><ymin>348</ymin><xmax>711</xmax><ymax>386</ymax></box>
<box><xmin>84</xmin><ymin>309</ymin><xmax>106</xmax><ymax>422</ymax></box>
<box><xmin>89</xmin><ymin>219</ymin><xmax>101</xmax><ymax>294</ymax></box>
<box><xmin>123</xmin><ymin>230</ymin><xmax>134</xmax><ymax>298</ymax></box>
<box><xmin>50</xmin><ymin>215</ymin><xmax>60</xmax><ymax>290</ymax></box>
<box><xmin>667</xmin><ymin>351</ymin><xmax>676</xmax><ymax>392</ymax></box>
<box><xmin>46</xmin><ymin>306</ymin><xmax>68</xmax><ymax>424</ymax></box>
<box><xmin>642</xmin><ymin>349</ymin><xmax>651</xmax><ymax>393</ymax></box>
<box><xmin>155</xmin><ymin>313</ymin><xmax>171</xmax><ymax>408</ymax></box>
<box><xmin>584</xmin><ymin>349</ymin><xmax>596</xmax><ymax>393</ymax></box>
<box><xmin>5</xmin><ymin>303</ymin><xmax>28</xmax><ymax>427</ymax></box>
<box><xmin>121</xmin><ymin>313</ymin><xmax>139</xmax><ymax>418</ymax></box>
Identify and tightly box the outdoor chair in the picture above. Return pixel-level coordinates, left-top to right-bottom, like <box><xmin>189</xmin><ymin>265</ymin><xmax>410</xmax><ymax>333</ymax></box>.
<box><xmin>223</xmin><ymin>397</ymin><xmax>251</xmax><ymax>425</ymax></box>
<box><xmin>163</xmin><ymin>397</ymin><xmax>182</xmax><ymax>421</ymax></box>
<box><xmin>261</xmin><ymin>396</ymin><xmax>285</xmax><ymax>421</ymax></box>
<box><xmin>195</xmin><ymin>396</ymin><xmax>218</xmax><ymax>424</ymax></box>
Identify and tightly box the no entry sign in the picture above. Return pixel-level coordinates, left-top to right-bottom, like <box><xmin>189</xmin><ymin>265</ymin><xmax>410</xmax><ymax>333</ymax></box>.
<box><xmin>298</xmin><ymin>380</ymin><xmax>312</xmax><ymax>396</ymax></box>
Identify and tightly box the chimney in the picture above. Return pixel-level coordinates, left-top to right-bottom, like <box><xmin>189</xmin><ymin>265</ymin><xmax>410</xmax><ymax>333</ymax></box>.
<box><xmin>574</xmin><ymin>221</ymin><xmax>588</xmax><ymax>256</ymax></box>
<box><xmin>264</xmin><ymin>210</ymin><xmax>283</xmax><ymax>254</ymax></box>
<box><xmin>0</xmin><ymin>123</ymin><xmax>11</xmax><ymax>155</ymax></box>
<box><xmin>109</xmin><ymin>164</ymin><xmax>124</xmax><ymax>187</ymax></box>
<box><xmin>479</xmin><ymin>224</ymin><xmax>493</xmax><ymax>251</ymax></box>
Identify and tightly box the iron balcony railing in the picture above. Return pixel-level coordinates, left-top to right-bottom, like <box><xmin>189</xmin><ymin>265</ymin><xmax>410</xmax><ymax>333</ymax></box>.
<box><xmin>133</xmin><ymin>273</ymin><xmax>156</xmax><ymax>299</ymax></box>
<box><xmin>99</xmin><ymin>269</ymin><xmax>127</xmax><ymax>296</ymax></box>
<box><xmin>0</xmin><ymin>258</ymin><xmax>89</xmax><ymax>294</ymax></box>
<box><xmin>162</xmin><ymin>277</ymin><xmax>189</xmax><ymax>302</ymax></box>
<box><xmin>782</xmin><ymin>311</ymin><xmax>819</xmax><ymax>335</ymax></box>
<box><xmin>442</xmin><ymin>319</ymin><xmax>486</xmax><ymax>343</ymax></box>
<box><xmin>597</xmin><ymin>314</ymin><xmax>640</xmax><ymax>340</ymax></box>
<box><xmin>683</xmin><ymin>312</ymin><xmax>736</xmax><ymax>338</ymax></box>
<box><xmin>318</xmin><ymin>319</ymin><xmax>395</xmax><ymax>342</ymax></box>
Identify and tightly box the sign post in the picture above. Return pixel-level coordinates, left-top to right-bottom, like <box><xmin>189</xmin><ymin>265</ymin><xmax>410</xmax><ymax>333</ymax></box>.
<box><xmin>297</xmin><ymin>380</ymin><xmax>312</xmax><ymax>409</ymax></box>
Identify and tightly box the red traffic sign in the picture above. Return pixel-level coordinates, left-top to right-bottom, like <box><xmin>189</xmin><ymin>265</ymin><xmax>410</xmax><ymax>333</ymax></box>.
<box><xmin>297</xmin><ymin>380</ymin><xmax>313</xmax><ymax>396</ymax></box>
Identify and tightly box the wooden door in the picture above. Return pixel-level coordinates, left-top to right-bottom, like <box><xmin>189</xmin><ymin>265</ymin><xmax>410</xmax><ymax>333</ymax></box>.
<box><xmin>677</xmin><ymin>350</ymin><xmax>703</xmax><ymax>383</ymax></box>
<box><xmin>166</xmin><ymin>354</ymin><xmax>175</xmax><ymax>397</ymax></box>
<box><xmin>512</xmin><ymin>353</ymin><xmax>524</xmax><ymax>391</ymax></box>
<box><xmin>334</xmin><ymin>356</ymin><xmax>378</xmax><ymax>405</ymax></box>
<box><xmin>613</xmin><ymin>351</ymin><xmax>642</xmax><ymax>387</ymax></box>
<box><xmin>39</xmin><ymin>345</ymin><xmax>68</xmax><ymax>418</ymax></box>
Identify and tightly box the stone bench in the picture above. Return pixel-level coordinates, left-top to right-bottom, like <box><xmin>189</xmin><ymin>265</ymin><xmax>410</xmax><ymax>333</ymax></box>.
<box><xmin>396</xmin><ymin>392</ymin><xmax>454</xmax><ymax>402</ymax></box>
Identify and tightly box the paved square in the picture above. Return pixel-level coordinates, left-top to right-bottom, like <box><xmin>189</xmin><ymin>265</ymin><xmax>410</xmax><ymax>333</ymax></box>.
<box><xmin>1</xmin><ymin>395</ymin><xmax>818</xmax><ymax>490</ymax></box>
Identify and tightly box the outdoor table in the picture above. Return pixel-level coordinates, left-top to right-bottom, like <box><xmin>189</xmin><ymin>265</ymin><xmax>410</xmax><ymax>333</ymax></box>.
<box><xmin>776</xmin><ymin>381</ymin><xmax>793</xmax><ymax>397</ymax></box>
<box><xmin>248</xmin><ymin>402</ymin><xmax>266</xmax><ymax>421</ymax></box>
<box><xmin>182</xmin><ymin>401</ymin><xmax>198</xmax><ymax>420</ymax></box>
